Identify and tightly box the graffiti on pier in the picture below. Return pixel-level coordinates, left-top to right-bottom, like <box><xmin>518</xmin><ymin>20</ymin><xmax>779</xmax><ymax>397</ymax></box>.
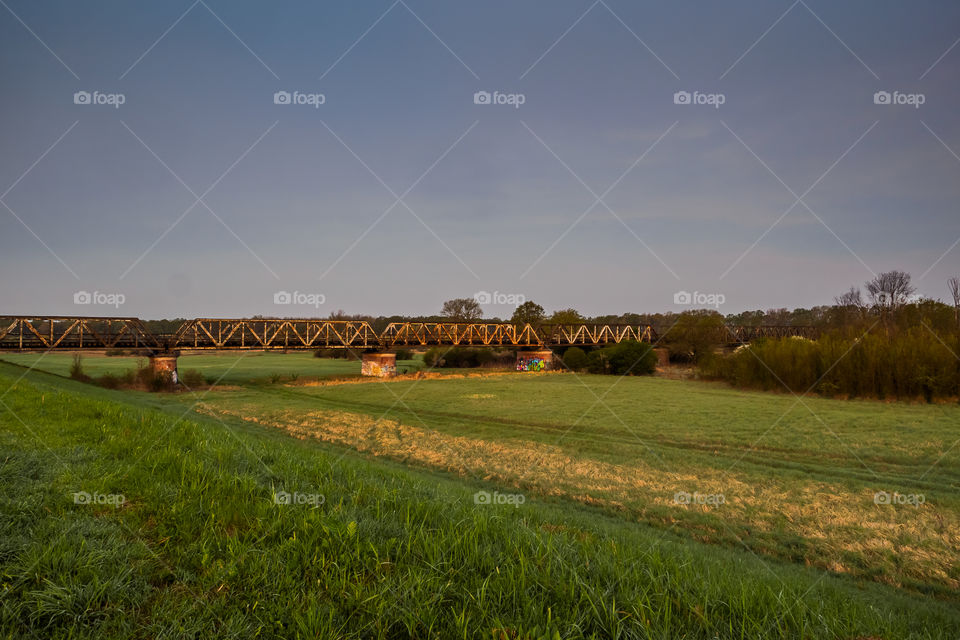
<box><xmin>516</xmin><ymin>357</ymin><xmax>546</xmax><ymax>372</ymax></box>
<box><xmin>361</xmin><ymin>353</ymin><xmax>397</xmax><ymax>377</ymax></box>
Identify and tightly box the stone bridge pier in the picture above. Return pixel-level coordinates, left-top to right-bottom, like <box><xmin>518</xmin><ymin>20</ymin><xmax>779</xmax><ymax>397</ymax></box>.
<box><xmin>149</xmin><ymin>353</ymin><xmax>179</xmax><ymax>384</ymax></box>
<box><xmin>361</xmin><ymin>352</ymin><xmax>397</xmax><ymax>377</ymax></box>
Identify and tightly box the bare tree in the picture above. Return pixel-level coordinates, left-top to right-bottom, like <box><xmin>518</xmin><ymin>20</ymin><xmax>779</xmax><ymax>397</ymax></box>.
<box><xmin>950</xmin><ymin>277</ymin><xmax>960</xmax><ymax>326</ymax></box>
<box><xmin>834</xmin><ymin>287</ymin><xmax>864</xmax><ymax>310</ymax></box>
<box><xmin>865</xmin><ymin>271</ymin><xmax>915</xmax><ymax>311</ymax></box>
<box><xmin>441</xmin><ymin>298</ymin><xmax>483</xmax><ymax>321</ymax></box>
<box><xmin>764</xmin><ymin>308</ymin><xmax>791</xmax><ymax>325</ymax></box>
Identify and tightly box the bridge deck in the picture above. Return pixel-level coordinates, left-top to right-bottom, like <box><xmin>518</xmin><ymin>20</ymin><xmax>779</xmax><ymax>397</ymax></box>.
<box><xmin>0</xmin><ymin>316</ymin><xmax>820</xmax><ymax>353</ymax></box>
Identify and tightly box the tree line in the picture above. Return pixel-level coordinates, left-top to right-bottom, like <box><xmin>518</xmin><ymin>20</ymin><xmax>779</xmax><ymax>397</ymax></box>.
<box><xmin>137</xmin><ymin>271</ymin><xmax>959</xmax><ymax>337</ymax></box>
<box><xmin>322</xmin><ymin>271</ymin><xmax>960</xmax><ymax>335</ymax></box>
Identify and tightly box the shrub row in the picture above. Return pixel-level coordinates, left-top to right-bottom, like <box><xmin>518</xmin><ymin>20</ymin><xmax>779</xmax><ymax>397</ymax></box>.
<box><xmin>702</xmin><ymin>329</ymin><xmax>960</xmax><ymax>401</ymax></box>
<box><xmin>422</xmin><ymin>347</ymin><xmax>514</xmax><ymax>368</ymax></box>
<box><xmin>312</xmin><ymin>349</ymin><xmax>359</xmax><ymax>360</ymax></box>
<box><xmin>69</xmin><ymin>355</ymin><xmax>207</xmax><ymax>392</ymax></box>
<box><xmin>560</xmin><ymin>341</ymin><xmax>657</xmax><ymax>376</ymax></box>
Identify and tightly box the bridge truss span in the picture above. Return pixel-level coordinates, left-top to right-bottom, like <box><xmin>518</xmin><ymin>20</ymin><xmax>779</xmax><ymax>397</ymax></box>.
<box><xmin>173</xmin><ymin>320</ymin><xmax>658</xmax><ymax>350</ymax></box>
<box><xmin>0</xmin><ymin>316</ymin><xmax>162</xmax><ymax>351</ymax></box>
<box><xmin>171</xmin><ymin>319</ymin><xmax>381</xmax><ymax>350</ymax></box>
<box><xmin>0</xmin><ymin>316</ymin><xmax>820</xmax><ymax>353</ymax></box>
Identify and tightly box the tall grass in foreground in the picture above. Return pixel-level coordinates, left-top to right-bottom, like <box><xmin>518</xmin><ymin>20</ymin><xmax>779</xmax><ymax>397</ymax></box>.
<box><xmin>0</xmin><ymin>367</ymin><xmax>958</xmax><ymax>638</ymax></box>
<box><xmin>703</xmin><ymin>329</ymin><xmax>960</xmax><ymax>400</ymax></box>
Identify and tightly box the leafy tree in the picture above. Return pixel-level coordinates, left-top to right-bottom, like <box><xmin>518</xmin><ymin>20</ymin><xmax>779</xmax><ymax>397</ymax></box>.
<box><xmin>764</xmin><ymin>308</ymin><xmax>791</xmax><ymax>325</ymax></box>
<box><xmin>661</xmin><ymin>310</ymin><xmax>726</xmax><ymax>363</ymax></box>
<box><xmin>441</xmin><ymin>298</ymin><xmax>483</xmax><ymax>321</ymax></box>
<box><xmin>511</xmin><ymin>301</ymin><xmax>545</xmax><ymax>326</ymax></box>
<box><xmin>604</xmin><ymin>341</ymin><xmax>657</xmax><ymax>375</ymax></box>
<box><xmin>583</xmin><ymin>341</ymin><xmax>656</xmax><ymax>375</ymax></box>
<box><xmin>894</xmin><ymin>299</ymin><xmax>956</xmax><ymax>333</ymax></box>
<box><xmin>549</xmin><ymin>308</ymin><xmax>584</xmax><ymax>324</ymax></box>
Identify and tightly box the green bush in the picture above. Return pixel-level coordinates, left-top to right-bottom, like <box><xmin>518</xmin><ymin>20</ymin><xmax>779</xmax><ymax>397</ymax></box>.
<box><xmin>423</xmin><ymin>347</ymin><xmax>443</xmax><ymax>367</ymax></box>
<box><xmin>69</xmin><ymin>354</ymin><xmax>90</xmax><ymax>382</ymax></box>
<box><xmin>661</xmin><ymin>311</ymin><xmax>726</xmax><ymax>363</ymax></box>
<box><xmin>127</xmin><ymin>361</ymin><xmax>174</xmax><ymax>392</ymax></box>
<box><xmin>560</xmin><ymin>347</ymin><xmax>588</xmax><ymax>371</ymax></box>
<box><xmin>605</xmin><ymin>341</ymin><xmax>657</xmax><ymax>375</ymax></box>
<box><xmin>180</xmin><ymin>369</ymin><xmax>205</xmax><ymax>388</ymax></box>
<box><xmin>583</xmin><ymin>341</ymin><xmax>657</xmax><ymax>376</ymax></box>
<box><xmin>314</xmin><ymin>348</ymin><xmax>349</xmax><ymax>359</ymax></box>
<box><xmin>394</xmin><ymin>348</ymin><xmax>414</xmax><ymax>360</ymax></box>
<box><xmin>95</xmin><ymin>373</ymin><xmax>121</xmax><ymax>389</ymax></box>
<box><xmin>423</xmin><ymin>347</ymin><xmax>510</xmax><ymax>369</ymax></box>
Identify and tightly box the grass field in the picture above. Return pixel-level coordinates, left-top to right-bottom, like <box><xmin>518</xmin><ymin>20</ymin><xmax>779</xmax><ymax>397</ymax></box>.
<box><xmin>193</xmin><ymin>371</ymin><xmax>960</xmax><ymax>601</ymax></box>
<box><xmin>1</xmin><ymin>355</ymin><xmax>959</xmax><ymax>638</ymax></box>
<box><xmin>0</xmin><ymin>351</ymin><xmax>424</xmax><ymax>385</ymax></box>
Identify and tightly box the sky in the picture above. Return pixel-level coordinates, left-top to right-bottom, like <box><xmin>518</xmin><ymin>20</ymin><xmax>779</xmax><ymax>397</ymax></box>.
<box><xmin>1</xmin><ymin>0</ymin><xmax>959</xmax><ymax>319</ymax></box>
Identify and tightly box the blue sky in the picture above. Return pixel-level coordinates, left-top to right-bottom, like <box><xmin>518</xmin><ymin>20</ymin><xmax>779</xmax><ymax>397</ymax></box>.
<box><xmin>1</xmin><ymin>0</ymin><xmax>959</xmax><ymax>318</ymax></box>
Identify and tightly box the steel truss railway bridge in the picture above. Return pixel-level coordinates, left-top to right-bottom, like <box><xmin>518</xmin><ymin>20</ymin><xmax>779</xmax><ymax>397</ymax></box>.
<box><xmin>0</xmin><ymin>316</ymin><xmax>820</xmax><ymax>377</ymax></box>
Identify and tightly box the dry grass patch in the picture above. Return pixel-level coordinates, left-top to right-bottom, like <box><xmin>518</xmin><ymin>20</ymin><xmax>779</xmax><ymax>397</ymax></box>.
<box><xmin>198</xmin><ymin>401</ymin><xmax>959</xmax><ymax>597</ymax></box>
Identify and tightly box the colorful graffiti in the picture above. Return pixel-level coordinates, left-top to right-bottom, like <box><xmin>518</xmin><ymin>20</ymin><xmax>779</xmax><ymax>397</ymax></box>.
<box><xmin>516</xmin><ymin>357</ymin><xmax>546</xmax><ymax>372</ymax></box>
<box><xmin>361</xmin><ymin>355</ymin><xmax>397</xmax><ymax>377</ymax></box>
<box><xmin>362</xmin><ymin>363</ymin><xmax>396</xmax><ymax>377</ymax></box>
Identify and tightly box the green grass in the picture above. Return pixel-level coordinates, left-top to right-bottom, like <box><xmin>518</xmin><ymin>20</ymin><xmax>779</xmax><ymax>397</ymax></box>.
<box><xmin>192</xmin><ymin>371</ymin><xmax>960</xmax><ymax>602</ymax></box>
<box><xmin>1</xmin><ymin>362</ymin><xmax>959</xmax><ymax>638</ymax></box>
<box><xmin>0</xmin><ymin>351</ymin><xmax>423</xmax><ymax>385</ymax></box>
